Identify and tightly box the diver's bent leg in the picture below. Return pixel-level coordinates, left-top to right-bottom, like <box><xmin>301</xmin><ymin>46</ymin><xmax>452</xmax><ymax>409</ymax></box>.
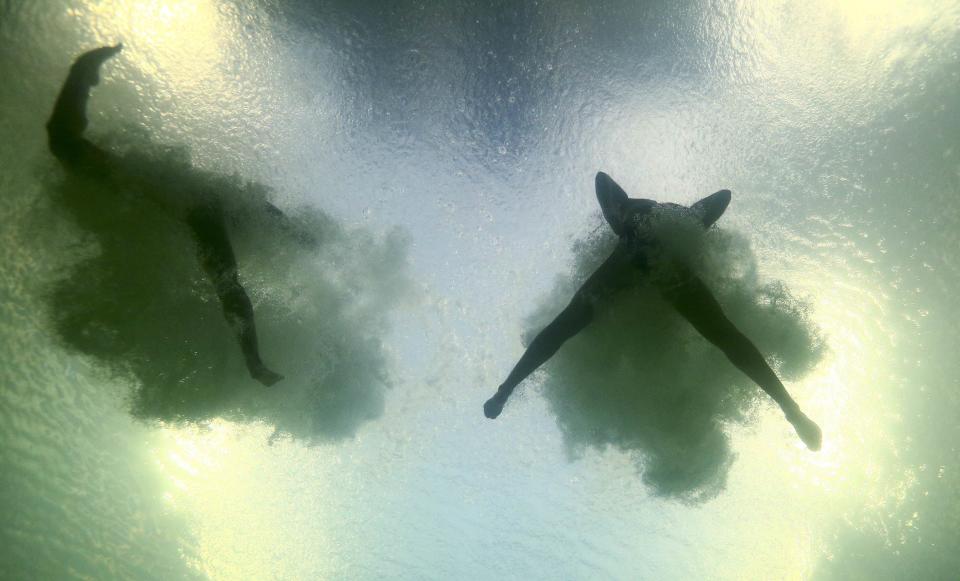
<box><xmin>484</xmin><ymin>297</ymin><xmax>595</xmax><ymax>419</ymax></box>
<box><xmin>664</xmin><ymin>276</ymin><xmax>822</xmax><ymax>450</ymax></box>
<box><xmin>215</xmin><ymin>274</ymin><xmax>283</xmax><ymax>386</ymax></box>
<box><xmin>47</xmin><ymin>45</ymin><xmax>121</xmax><ymax>172</ymax></box>
<box><xmin>188</xmin><ymin>207</ymin><xmax>283</xmax><ymax>386</ymax></box>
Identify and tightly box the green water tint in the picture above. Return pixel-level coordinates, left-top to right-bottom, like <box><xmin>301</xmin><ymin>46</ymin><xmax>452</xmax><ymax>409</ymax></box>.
<box><xmin>526</xmin><ymin>218</ymin><xmax>823</xmax><ymax>502</ymax></box>
<box><xmin>41</xmin><ymin>130</ymin><xmax>413</xmax><ymax>442</ymax></box>
<box><xmin>3</xmin><ymin>0</ymin><xmax>960</xmax><ymax>578</ymax></box>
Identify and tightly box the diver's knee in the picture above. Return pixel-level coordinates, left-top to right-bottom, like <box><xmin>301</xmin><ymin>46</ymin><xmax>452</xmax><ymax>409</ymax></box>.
<box><xmin>561</xmin><ymin>298</ymin><xmax>593</xmax><ymax>329</ymax></box>
<box><xmin>46</xmin><ymin>130</ymin><xmax>81</xmax><ymax>163</ymax></box>
<box><xmin>721</xmin><ymin>344</ymin><xmax>748</xmax><ymax>366</ymax></box>
<box><xmin>220</xmin><ymin>284</ymin><xmax>254</xmax><ymax>315</ymax></box>
<box><xmin>721</xmin><ymin>336</ymin><xmax>760</xmax><ymax>368</ymax></box>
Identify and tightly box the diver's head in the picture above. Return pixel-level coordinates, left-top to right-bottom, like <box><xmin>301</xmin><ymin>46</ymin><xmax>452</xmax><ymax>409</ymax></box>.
<box><xmin>595</xmin><ymin>172</ymin><xmax>656</xmax><ymax>237</ymax></box>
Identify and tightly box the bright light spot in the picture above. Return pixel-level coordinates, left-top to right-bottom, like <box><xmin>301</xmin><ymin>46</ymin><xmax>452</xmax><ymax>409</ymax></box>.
<box><xmin>82</xmin><ymin>0</ymin><xmax>228</xmax><ymax>89</ymax></box>
<box><xmin>152</xmin><ymin>419</ymin><xmax>237</xmax><ymax>500</ymax></box>
<box><xmin>820</xmin><ymin>0</ymin><xmax>936</xmax><ymax>38</ymax></box>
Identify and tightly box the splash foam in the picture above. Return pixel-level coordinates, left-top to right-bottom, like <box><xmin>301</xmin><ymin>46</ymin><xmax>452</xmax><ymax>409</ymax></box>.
<box><xmin>41</xmin><ymin>131</ymin><xmax>413</xmax><ymax>443</ymax></box>
<box><xmin>526</xmin><ymin>217</ymin><xmax>824</xmax><ymax>502</ymax></box>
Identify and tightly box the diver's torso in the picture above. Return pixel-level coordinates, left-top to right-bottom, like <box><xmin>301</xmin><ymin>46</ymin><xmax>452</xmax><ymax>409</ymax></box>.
<box><xmin>618</xmin><ymin>202</ymin><xmax>705</xmax><ymax>291</ymax></box>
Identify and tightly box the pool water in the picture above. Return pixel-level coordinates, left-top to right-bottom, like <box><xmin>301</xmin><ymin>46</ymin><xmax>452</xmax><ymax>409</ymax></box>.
<box><xmin>1</xmin><ymin>1</ymin><xmax>958</xmax><ymax>579</ymax></box>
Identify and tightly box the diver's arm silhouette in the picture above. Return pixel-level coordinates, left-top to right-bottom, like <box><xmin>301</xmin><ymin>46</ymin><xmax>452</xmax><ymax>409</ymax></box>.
<box><xmin>485</xmin><ymin>172</ymin><xmax>822</xmax><ymax>451</ymax></box>
<box><xmin>48</xmin><ymin>45</ymin><xmax>282</xmax><ymax>386</ymax></box>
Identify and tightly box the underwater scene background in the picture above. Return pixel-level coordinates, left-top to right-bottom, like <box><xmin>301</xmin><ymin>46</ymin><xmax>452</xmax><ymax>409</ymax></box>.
<box><xmin>1</xmin><ymin>0</ymin><xmax>959</xmax><ymax>578</ymax></box>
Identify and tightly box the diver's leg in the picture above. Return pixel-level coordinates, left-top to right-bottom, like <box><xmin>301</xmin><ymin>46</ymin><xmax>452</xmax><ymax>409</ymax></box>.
<box><xmin>664</xmin><ymin>275</ymin><xmax>822</xmax><ymax>450</ymax></box>
<box><xmin>187</xmin><ymin>206</ymin><xmax>283</xmax><ymax>386</ymax></box>
<box><xmin>218</xmin><ymin>273</ymin><xmax>283</xmax><ymax>387</ymax></box>
<box><xmin>484</xmin><ymin>246</ymin><xmax>634</xmax><ymax>419</ymax></box>
<box><xmin>484</xmin><ymin>295</ymin><xmax>595</xmax><ymax>419</ymax></box>
<box><xmin>47</xmin><ymin>45</ymin><xmax>122</xmax><ymax>173</ymax></box>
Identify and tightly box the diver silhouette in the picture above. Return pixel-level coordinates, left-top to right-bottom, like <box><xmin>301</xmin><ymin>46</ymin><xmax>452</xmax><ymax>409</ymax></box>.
<box><xmin>47</xmin><ymin>44</ymin><xmax>284</xmax><ymax>386</ymax></box>
<box><xmin>484</xmin><ymin>172</ymin><xmax>823</xmax><ymax>451</ymax></box>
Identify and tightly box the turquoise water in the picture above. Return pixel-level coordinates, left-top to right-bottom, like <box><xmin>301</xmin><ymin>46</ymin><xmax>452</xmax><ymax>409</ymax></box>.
<box><xmin>2</xmin><ymin>1</ymin><xmax>959</xmax><ymax>579</ymax></box>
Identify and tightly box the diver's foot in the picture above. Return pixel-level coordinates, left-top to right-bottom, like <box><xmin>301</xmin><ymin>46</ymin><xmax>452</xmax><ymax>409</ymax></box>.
<box><xmin>786</xmin><ymin>408</ymin><xmax>822</xmax><ymax>451</ymax></box>
<box><xmin>250</xmin><ymin>365</ymin><xmax>284</xmax><ymax>387</ymax></box>
<box><xmin>72</xmin><ymin>44</ymin><xmax>123</xmax><ymax>86</ymax></box>
<box><xmin>484</xmin><ymin>388</ymin><xmax>509</xmax><ymax>419</ymax></box>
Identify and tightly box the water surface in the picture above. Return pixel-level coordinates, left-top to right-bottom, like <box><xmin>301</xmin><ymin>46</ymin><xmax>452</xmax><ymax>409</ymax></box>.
<box><xmin>2</xmin><ymin>1</ymin><xmax>959</xmax><ymax>578</ymax></box>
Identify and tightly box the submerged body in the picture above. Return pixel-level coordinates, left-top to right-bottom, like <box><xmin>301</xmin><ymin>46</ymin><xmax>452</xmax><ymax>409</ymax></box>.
<box><xmin>484</xmin><ymin>172</ymin><xmax>822</xmax><ymax>451</ymax></box>
<box><xmin>47</xmin><ymin>45</ymin><xmax>283</xmax><ymax>386</ymax></box>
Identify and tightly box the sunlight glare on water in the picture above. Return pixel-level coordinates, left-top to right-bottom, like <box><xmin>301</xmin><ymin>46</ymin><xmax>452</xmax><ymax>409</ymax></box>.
<box><xmin>1</xmin><ymin>0</ymin><xmax>958</xmax><ymax>579</ymax></box>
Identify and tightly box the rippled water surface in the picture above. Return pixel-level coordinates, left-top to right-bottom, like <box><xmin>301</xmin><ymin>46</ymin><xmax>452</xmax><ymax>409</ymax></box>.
<box><xmin>2</xmin><ymin>1</ymin><xmax>959</xmax><ymax>579</ymax></box>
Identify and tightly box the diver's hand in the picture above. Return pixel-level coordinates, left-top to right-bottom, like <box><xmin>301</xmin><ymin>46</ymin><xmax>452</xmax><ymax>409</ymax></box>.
<box><xmin>71</xmin><ymin>44</ymin><xmax>123</xmax><ymax>86</ymax></box>
<box><xmin>484</xmin><ymin>387</ymin><xmax>509</xmax><ymax>419</ymax></box>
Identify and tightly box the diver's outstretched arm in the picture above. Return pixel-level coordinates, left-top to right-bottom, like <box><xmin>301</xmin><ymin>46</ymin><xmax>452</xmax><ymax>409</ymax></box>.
<box><xmin>663</xmin><ymin>274</ymin><xmax>822</xmax><ymax>450</ymax></box>
<box><xmin>47</xmin><ymin>44</ymin><xmax>122</xmax><ymax>171</ymax></box>
<box><xmin>187</xmin><ymin>205</ymin><xmax>283</xmax><ymax>386</ymax></box>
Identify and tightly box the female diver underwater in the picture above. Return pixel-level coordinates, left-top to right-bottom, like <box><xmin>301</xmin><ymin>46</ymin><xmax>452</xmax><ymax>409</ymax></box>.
<box><xmin>47</xmin><ymin>45</ymin><xmax>286</xmax><ymax>386</ymax></box>
<box><xmin>484</xmin><ymin>172</ymin><xmax>823</xmax><ymax>451</ymax></box>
